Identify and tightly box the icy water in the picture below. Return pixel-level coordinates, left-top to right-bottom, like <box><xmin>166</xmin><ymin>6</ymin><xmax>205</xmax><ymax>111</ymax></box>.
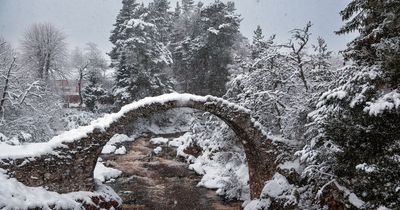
<box><xmin>102</xmin><ymin>134</ymin><xmax>242</xmax><ymax>210</ymax></box>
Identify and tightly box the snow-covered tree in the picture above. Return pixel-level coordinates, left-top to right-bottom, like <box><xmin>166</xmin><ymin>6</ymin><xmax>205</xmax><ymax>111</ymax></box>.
<box><xmin>110</xmin><ymin>0</ymin><xmax>173</xmax><ymax>107</ymax></box>
<box><xmin>20</xmin><ymin>23</ymin><xmax>67</xmax><ymax>80</ymax></box>
<box><xmin>171</xmin><ymin>1</ymin><xmax>241</xmax><ymax>96</ymax></box>
<box><xmin>70</xmin><ymin>43</ymin><xmax>108</xmax><ymax>109</ymax></box>
<box><xmin>83</xmin><ymin>70</ymin><xmax>106</xmax><ymax>112</ymax></box>
<box><xmin>0</xmin><ymin>39</ymin><xmax>63</xmax><ymax>142</ymax></box>
<box><xmin>148</xmin><ymin>0</ymin><xmax>173</xmax><ymax>44</ymax></box>
<box><xmin>0</xmin><ymin>38</ymin><xmax>17</xmax><ymax>118</ymax></box>
<box><xmin>284</xmin><ymin>21</ymin><xmax>313</xmax><ymax>91</ymax></box>
<box><xmin>299</xmin><ymin>1</ymin><xmax>400</xmax><ymax>208</ymax></box>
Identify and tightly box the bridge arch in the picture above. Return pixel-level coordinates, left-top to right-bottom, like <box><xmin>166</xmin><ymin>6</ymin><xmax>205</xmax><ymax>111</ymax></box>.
<box><xmin>0</xmin><ymin>93</ymin><xmax>280</xmax><ymax>199</ymax></box>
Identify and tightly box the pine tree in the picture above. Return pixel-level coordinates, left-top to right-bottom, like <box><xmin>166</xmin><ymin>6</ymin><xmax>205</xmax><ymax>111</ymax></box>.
<box><xmin>110</xmin><ymin>0</ymin><xmax>173</xmax><ymax>107</ymax></box>
<box><xmin>181</xmin><ymin>0</ymin><xmax>194</xmax><ymax>14</ymax></box>
<box><xmin>173</xmin><ymin>1</ymin><xmax>181</xmax><ymax>20</ymax></box>
<box><xmin>251</xmin><ymin>25</ymin><xmax>265</xmax><ymax>60</ymax></box>
<box><xmin>301</xmin><ymin>1</ymin><xmax>400</xmax><ymax>208</ymax></box>
<box><xmin>148</xmin><ymin>0</ymin><xmax>172</xmax><ymax>44</ymax></box>
<box><xmin>83</xmin><ymin>69</ymin><xmax>106</xmax><ymax>112</ymax></box>
<box><xmin>195</xmin><ymin>1</ymin><xmax>241</xmax><ymax>96</ymax></box>
<box><xmin>311</xmin><ymin>37</ymin><xmax>332</xmax><ymax>70</ymax></box>
<box><xmin>109</xmin><ymin>0</ymin><xmax>140</xmax><ymax>66</ymax></box>
<box><xmin>250</xmin><ymin>25</ymin><xmax>277</xmax><ymax>70</ymax></box>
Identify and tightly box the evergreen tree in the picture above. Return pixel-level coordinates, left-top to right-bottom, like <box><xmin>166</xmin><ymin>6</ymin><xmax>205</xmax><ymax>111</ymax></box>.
<box><xmin>251</xmin><ymin>25</ymin><xmax>265</xmax><ymax>60</ymax></box>
<box><xmin>171</xmin><ymin>1</ymin><xmax>240</xmax><ymax>96</ymax></box>
<box><xmin>301</xmin><ymin>1</ymin><xmax>400</xmax><ymax>208</ymax></box>
<box><xmin>181</xmin><ymin>0</ymin><xmax>195</xmax><ymax>14</ymax></box>
<box><xmin>83</xmin><ymin>69</ymin><xmax>106</xmax><ymax>112</ymax></box>
<box><xmin>109</xmin><ymin>0</ymin><xmax>140</xmax><ymax>65</ymax></box>
<box><xmin>250</xmin><ymin>25</ymin><xmax>276</xmax><ymax>70</ymax></box>
<box><xmin>148</xmin><ymin>0</ymin><xmax>172</xmax><ymax>44</ymax></box>
<box><xmin>173</xmin><ymin>1</ymin><xmax>181</xmax><ymax>20</ymax></box>
<box><xmin>311</xmin><ymin>37</ymin><xmax>332</xmax><ymax>70</ymax></box>
<box><xmin>198</xmin><ymin>1</ymin><xmax>240</xmax><ymax>96</ymax></box>
<box><xmin>110</xmin><ymin>0</ymin><xmax>173</xmax><ymax>107</ymax></box>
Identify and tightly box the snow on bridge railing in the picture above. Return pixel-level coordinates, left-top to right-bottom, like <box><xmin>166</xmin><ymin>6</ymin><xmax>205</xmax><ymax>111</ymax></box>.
<box><xmin>0</xmin><ymin>93</ymin><xmax>264</xmax><ymax>160</ymax></box>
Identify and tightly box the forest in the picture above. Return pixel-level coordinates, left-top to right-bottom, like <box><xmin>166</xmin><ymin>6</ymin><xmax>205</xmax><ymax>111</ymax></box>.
<box><xmin>0</xmin><ymin>0</ymin><xmax>399</xmax><ymax>209</ymax></box>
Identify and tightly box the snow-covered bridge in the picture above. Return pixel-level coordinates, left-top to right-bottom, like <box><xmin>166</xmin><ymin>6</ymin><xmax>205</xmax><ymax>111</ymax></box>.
<box><xmin>0</xmin><ymin>93</ymin><xmax>281</xmax><ymax>199</ymax></box>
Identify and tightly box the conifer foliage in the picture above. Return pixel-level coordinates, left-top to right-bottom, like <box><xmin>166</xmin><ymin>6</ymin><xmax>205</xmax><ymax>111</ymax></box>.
<box><xmin>301</xmin><ymin>1</ymin><xmax>400</xmax><ymax>208</ymax></box>
<box><xmin>109</xmin><ymin>0</ymin><xmax>173</xmax><ymax>107</ymax></box>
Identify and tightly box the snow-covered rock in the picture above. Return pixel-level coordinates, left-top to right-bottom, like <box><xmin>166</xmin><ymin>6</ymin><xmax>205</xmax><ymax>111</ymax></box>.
<box><xmin>93</xmin><ymin>162</ymin><xmax>122</xmax><ymax>182</ymax></box>
<box><xmin>114</xmin><ymin>146</ymin><xmax>127</xmax><ymax>155</ymax></box>
<box><xmin>101</xmin><ymin>145</ymin><xmax>117</xmax><ymax>154</ymax></box>
<box><xmin>150</xmin><ymin>137</ymin><xmax>169</xmax><ymax>145</ymax></box>
<box><xmin>153</xmin><ymin>146</ymin><xmax>162</xmax><ymax>155</ymax></box>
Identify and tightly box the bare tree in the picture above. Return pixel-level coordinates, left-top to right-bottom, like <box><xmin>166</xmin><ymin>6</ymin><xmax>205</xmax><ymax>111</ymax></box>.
<box><xmin>21</xmin><ymin>23</ymin><xmax>67</xmax><ymax>80</ymax></box>
<box><xmin>0</xmin><ymin>38</ymin><xmax>16</xmax><ymax>118</ymax></box>
<box><xmin>285</xmin><ymin>21</ymin><xmax>312</xmax><ymax>91</ymax></box>
<box><xmin>70</xmin><ymin>43</ymin><xmax>107</xmax><ymax>108</ymax></box>
<box><xmin>70</xmin><ymin>47</ymin><xmax>89</xmax><ymax>108</ymax></box>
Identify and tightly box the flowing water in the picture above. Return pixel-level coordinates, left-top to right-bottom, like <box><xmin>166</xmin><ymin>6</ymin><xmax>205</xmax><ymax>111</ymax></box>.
<box><xmin>102</xmin><ymin>134</ymin><xmax>243</xmax><ymax>210</ymax></box>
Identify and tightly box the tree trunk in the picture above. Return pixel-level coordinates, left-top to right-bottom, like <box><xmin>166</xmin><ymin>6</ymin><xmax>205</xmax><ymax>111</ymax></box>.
<box><xmin>0</xmin><ymin>58</ymin><xmax>16</xmax><ymax>116</ymax></box>
<box><xmin>78</xmin><ymin>70</ymin><xmax>84</xmax><ymax>109</ymax></box>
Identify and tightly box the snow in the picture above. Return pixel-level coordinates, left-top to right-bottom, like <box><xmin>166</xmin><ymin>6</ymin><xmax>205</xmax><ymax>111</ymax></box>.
<box><xmin>93</xmin><ymin>162</ymin><xmax>122</xmax><ymax>182</ymax></box>
<box><xmin>207</xmin><ymin>27</ymin><xmax>220</xmax><ymax>35</ymax></box>
<box><xmin>20</xmin><ymin>131</ymin><xmax>32</xmax><ymax>141</ymax></box>
<box><xmin>101</xmin><ymin>145</ymin><xmax>117</xmax><ymax>154</ymax></box>
<box><xmin>377</xmin><ymin>206</ymin><xmax>392</xmax><ymax>210</ymax></box>
<box><xmin>330</xmin><ymin>180</ymin><xmax>366</xmax><ymax>209</ymax></box>
<box><xmin>168</xmin><ymin>135</ymin><xmax>186</xmax><ymax>147</ymax></box>
<box><xmin>355</xmin><ymin>163</ymin><xmax>377</xmax><ymax>173</ymax></box>
<box><xmin>0</xmin><ymin>169</ymin><xmax>121</xmax><ymax>209</ymax></box>
<box><xmin>261</xmin><ymin>173</ymin><xmax>292</xmax><ymax>198</ymax></box>
<box><xmin>348</xmin><ymin>193</ymin><xmax>365</xmax><ymax>209</ymax></box>
<box><xmin>243</xmin><ymin>199</ymin><xmax>271</xmax><ymax>210</ymax></box>
<box><xmin>278</xmin><ymin>159</ymin><xmax>301</xmax><ymax>173</ymax></box>
<box><xmin>126</xmin><ymin>18</ymin><xmax>155</xmax><ymax>30</ymax></box>
<box><xmin>114</xmin><ymin>146</ymin><xmax>127</xmax><ymax>155</ymax></box>
<box><xmin>218</xmin><ymin>23</ymin><xmax>231</xmax><ymax>29</ymax></box>
<box><xmin>150</xmin><ymin>137</ymin><xmax>169</xmax><ymax>145</ymax></box>
<box><xmin>0</xmin><ymin>133</ymin><xmax>7</xmax><ymax>141</ymax></box>
<box><xmin>153</xmin><ymin>146</ymin><xmax>162</xmax><ymax>155</ymax></box>
<box><xmin>326</xmin><ymin>90</ymin><xmax>347</xmax><ymax>100</ymax></box>
<box><xmin>108</xmin><ymin>134</ymin><xmax>135</xmax><ymax>145</ymax></box>
<box><xmin>364</xmin><ymin>91</ymin><xmax>400</xmax><ymax>116</ymax></box>
<box><xmin>0</xmin><ymin>93</ymin><xmax>252</xmax><ymax>159</ymax></box>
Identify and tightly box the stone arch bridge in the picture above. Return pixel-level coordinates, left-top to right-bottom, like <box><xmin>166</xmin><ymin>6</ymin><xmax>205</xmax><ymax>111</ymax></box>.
<box><xmin>0</xmin><ymin>93</ymin><xmax>283</xmax><ymax>199</ymax></box>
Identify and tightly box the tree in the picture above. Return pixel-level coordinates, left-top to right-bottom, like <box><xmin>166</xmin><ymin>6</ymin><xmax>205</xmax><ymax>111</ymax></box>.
<box><xmin>70</xmin><ymin>43</ymin><xmax>108</xmax><ymax>109</ymax></box>
<box><xmin>171</xmin><ymin>1</ymin><xmax>241</xmax><ymax>96</ymax></box>
<box><xmin>83</xmin><ymin>70</ymin><xmax>106</xmax><ymax>112</ymax></box>
<box><xmin>251</xmin><ymin>25</ymin><xmax>265</xmax><ymax>59</ymax></box>
<box><xmin>197</xmin><ymin>1</ymin><xmax>241</xmax><ymax>96</ymax></box>
<box><xmin>110</xmin><ymin>0</ymin><xmax>173</xmax><ymax>107</ymax></box>
<box><xmin>21</xmin><ymin>23</ymin><xmax>67</xmax><ymax>80</ymax></box>
<box><xmin>181</xmin><ymin>0</ymin><xmax>195</xmax><ymax>14</ymax></box>
<box><xmin>300</xmin><ymin>1</ymin><xmax>400</xmax><ymax>208</ymax></box>
<box><xmin>284</xmin><ymin>21</ymin><xmax>312</xmax><ymax>91</ymax></box>
<box><xmin>250</xmin><ymin>25</ymin><xmax>277</xmax><ymax>71</ymax></box>
<box><xmin>148</xmin><ymin>0</ymin><xmax>172</xmax><ymax>44</ymax></box>
<box><xmin>0</xmin><ymin>38</ymin><xmax>16</xmax><ymax>118</ymax></box>
<box><xmin>0</xmin><ymin>38</ymin><xmax>63</xmax><ymax>142</ymax></box>
<box><xmin>70</xmin><ymin>47</ymin><xmax>88</xmax><ymax>107</ymax></box>
<box><xmin>311</xmin><ymin>37</ymin><xmax>332</xmax><ymax>70</ymax></box>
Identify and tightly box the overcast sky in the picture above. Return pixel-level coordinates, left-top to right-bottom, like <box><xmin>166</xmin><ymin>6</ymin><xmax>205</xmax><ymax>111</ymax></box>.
<box><xmin>0</xmin><ymin>0</ymin><xmax>355</xmax><ymax>55</ymax></box>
